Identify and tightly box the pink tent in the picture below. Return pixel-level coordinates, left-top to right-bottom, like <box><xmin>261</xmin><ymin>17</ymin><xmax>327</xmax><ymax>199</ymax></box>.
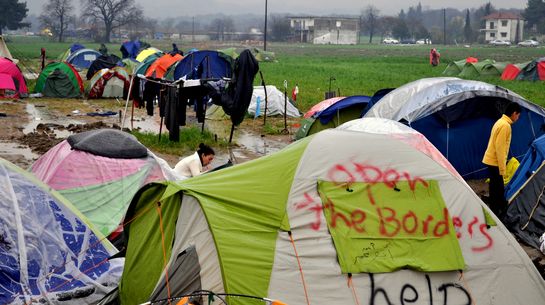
<box><xmin>303</xmin><ymin>96</ymin><xmax>345</xmax><ymax>118</ymax></box>
<box><xmin>0</xmin><ymin>57</ymin><xmax>27</xmax><ymax>98</ymax></box>
<box><xmin>0</xmin><ymin>73</ymin><xmax>16</xmax><ymax>92</ymax></box>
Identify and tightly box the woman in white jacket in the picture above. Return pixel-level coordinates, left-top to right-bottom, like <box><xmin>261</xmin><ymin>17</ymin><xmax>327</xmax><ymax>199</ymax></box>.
<box><xmin>173</xmin><ymin>143</ymin><xmax>215</xmax><ymax>178</ymax></box>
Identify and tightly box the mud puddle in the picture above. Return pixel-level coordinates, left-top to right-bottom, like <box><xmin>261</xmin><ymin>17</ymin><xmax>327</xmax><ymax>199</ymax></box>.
<box><xmin>0</xmin><ymin>141</ymin><xmax>39</xmax><ymax>169</ymax></box>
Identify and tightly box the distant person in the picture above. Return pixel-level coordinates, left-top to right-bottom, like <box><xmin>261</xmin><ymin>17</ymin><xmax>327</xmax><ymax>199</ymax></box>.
<box><xmin>292</xmin><ymin>84</ymin><xmax>299</xmax><ymax>103</ymax></box>
<box><xmin>430</xmin><ymin>48</ymin><xmax>440</xmax><ymax>66</ymax></box>
<box><xmin>482</xmin><ymin>102</ymin><xmax>521</xmax><ymax>216</ymax></box>
<box><xmin>40</xmin><ymin>48</ymin><xmax>46</xmax><ymax>71</ymax></box>
<box><xmin>170</xmin><ymin>43</ymin><xmax>183</xmax><ymax>56</ymax></box>
<box><xmin>173</xmin><ymin>143</ymin><xmax>215</xmax><ymax>178</ymax></box>
<box><xmin>99</xmin><ymin>43</ymin><xmax>108</xmax><ymax>55</ymax></box>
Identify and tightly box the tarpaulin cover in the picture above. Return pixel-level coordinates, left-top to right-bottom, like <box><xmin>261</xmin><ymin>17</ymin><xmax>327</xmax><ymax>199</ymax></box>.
<box><xmin>67</xmin><ymin>129</ymin><xmax>147</xmax><ymax>159</ymax></box>
<box><xmin>0</xmin><ymin>158</ymin><xmax>123</xmax><ymax>305</ymax></box>
<box><xmin>304</xmin><ymin>97</ymin><xmax>344</xmax><ymax>118</ymax></box>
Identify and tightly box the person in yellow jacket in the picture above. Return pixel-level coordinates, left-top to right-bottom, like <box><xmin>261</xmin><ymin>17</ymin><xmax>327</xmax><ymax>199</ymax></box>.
<box><xmin>482</xmin><ymin>102</ymin><xmax>521</xmax><ymax>215</ymax></box>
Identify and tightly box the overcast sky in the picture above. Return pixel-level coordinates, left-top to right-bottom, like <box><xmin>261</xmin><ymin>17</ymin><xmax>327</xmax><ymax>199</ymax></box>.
<box><xmin>26</xmin><ymin>0</ymin><xmax>527</xmax><ymax>18</ymax></box>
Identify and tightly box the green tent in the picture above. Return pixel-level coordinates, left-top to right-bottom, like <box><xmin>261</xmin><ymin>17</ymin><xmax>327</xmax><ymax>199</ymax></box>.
<box><xmin>458</xmin><ymin>59</ymin><xmax>495</xmax><ymax>78</ymax></box>
<box><xmin>42</xmin><ymin>68</ymin><xmax>81</xmax><ymax>98</ymax></box>
<box><xmin>35</xmin><ymin>62</ymin><xmax>83</xmax><ymax>94</ymax></box>
<box><xmin>442</xmin><ymin>59</ymin><xmax>466</xmax><ymax>76</ymax></box>
<box><xmin>481</xmin><ymin>62</ymin><xmax>508</xmax><ymax>77</ymax></box>
<box><xmin>253</xmin><ymin>47</ymin><xmax>277</xmax><ymax>62</ymax></box>
<box><xmin>113</xmin><ymin>118</ymin><xmax>545</xmax><ymax>305</ymax></box>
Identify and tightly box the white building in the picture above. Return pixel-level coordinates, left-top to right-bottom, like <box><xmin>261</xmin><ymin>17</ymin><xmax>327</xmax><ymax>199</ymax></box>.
<box><xmin>482</xmin><ymin>12</ymin><xmax>524</xmax><ymax>42</ymax></box>
<box><xmin>289</xmin><ymin>16</ymin><xmax>359</xmax><ymax>45</ymax></box>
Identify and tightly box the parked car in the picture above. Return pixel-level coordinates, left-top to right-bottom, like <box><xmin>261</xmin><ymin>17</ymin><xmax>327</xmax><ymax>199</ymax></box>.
<box><xmin>416</xmin><ymin>38</ymin><xmax>432</xmax><ymax>45</ymax></box>
<box><xmin>517</xmin><ymin>39</ymin><xmax>539</xmax><ymax>47</ymax></box>
<box><xmin>489</xmin><ymin>39</ymin><xmax>511</xmax><ymax>46</ymax></box>
<box><xmin>383</xmin><ymin>38</ymin><xmax>399</xmax><ymax>44</ymax></box>
<box><xmin>400</xmin><ymin>38</ymin><xmax>416</xmax><ymax>44</ymax></box>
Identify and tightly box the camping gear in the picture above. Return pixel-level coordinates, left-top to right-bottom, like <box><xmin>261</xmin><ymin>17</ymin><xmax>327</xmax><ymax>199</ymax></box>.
<box><xmin>86</xmin><ymin>54</ymin><xmax>122</xmax><ymax>80</ymax></box>
<box><xmin>113</xmin><ymin>118</ymin><xmax>545</xmax><ymax>305</ymax></box>
<box><xmin>169</xmin><ymin>50</ymin><xmax>233</xmax><ymax>81</ymax></box>
<box><xmin>0</xmin><ymin>157</ymin><xmax>123</xmax><ymax>305</ymax></box>
<box><xmin>295</xmin><ymin>95</ymin><xmax>371</xmax><ymax>140</ymax></box>
<box><xmin>135</xmin><ymin>47</ymin><xmax>163</xmax><ymax>62</ymax></box>
<box><xmin>516</xmin><ymin>57</ymin><xmax>545</xmax><ymax>81</ymax></box>
<box><xmin>442</xmin><ymin>59</ymin><xmax>466</xmax><ymax>76</ymax></box>
<box><xmin>87</xmin><ymin>66</ymin><xmax>130</xmax><ymax>99</ymax></box>
<box><xmin>501</xmin><ymin>62</ymin><xmax>530</xmax><ymax>80</ymax></box>
<box><xmin>66</xmin><ymin>48</ymin><xmax>101</xmax><ymax>70</ymax></box>
<box><xmin>505</xmin><ymin>134</ymin><xmax>545</xmax><ymax>201</ymax></box>
<box><xmin>35</xmin><ymin>62</ymin><xmax>83</xmax><ymax>96</ymax></box>
<box><xmin>120</xmin><ymin>40</ymin><xmax>142</xmax><ymax>59</ymax></box>
<box><xmin>247</xmin><ymin>85</ymin><xmax>300</xmax><ymax>117</ymax></box>
<box><xmin>43</xmin><ymin>68</ymin><xmax>82</xmax><ymax>98</ymax></box>
<box><xmin>145</xmin><ymin>53</ymin><xmax>183</xmax><ymax>79</ymax></box>
<box><xmin>458</xmin><ymin>59</ymin><xmax>495</xmax><ymax>78</ymax></box>
<box><xmin>364</xmin><ymin>77</ymin><xmax>545</xmax><ymax>179</ymax></box>
<box><xmin>0</xmin><ymin>57</ymin><xmax>27</xmax><ymax>98</ymax></box>
<box><xmin>31</xmin><ymin>129</ymin><xmax>179</xmax><ymax>238</ymax></box>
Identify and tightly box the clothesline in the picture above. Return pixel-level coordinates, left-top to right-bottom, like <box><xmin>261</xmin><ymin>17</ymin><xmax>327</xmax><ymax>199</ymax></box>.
<box><xmin>135</xmin><ymin>74</ymin><xmax>231</xmax><ymax>88</ymax></box>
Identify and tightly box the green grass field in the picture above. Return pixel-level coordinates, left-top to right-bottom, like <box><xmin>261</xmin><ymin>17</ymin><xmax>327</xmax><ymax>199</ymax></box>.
<box><xmin>6</xmin><ymin>36</ymin><xmax>545</xmax><ymax>112</ymax></box>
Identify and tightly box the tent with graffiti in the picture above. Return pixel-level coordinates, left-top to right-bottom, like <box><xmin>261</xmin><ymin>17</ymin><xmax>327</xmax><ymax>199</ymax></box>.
<box><xmin>66</xmin><ymin>48</ymin><xmax>102</xmax><ymax>70</ymax></box>
<box><xmin>364</xmin><ymin>77</ymin><xmax>545</xmax><ymax>180</ymax></box>
<box><xmin>247</xmin><ymin>85</ymin><xmax>301</xmax><ymax>117</ymax></box>
<box><xmin>0</xmin><ymin>56</ymin><xmax>28</xmax><ymax>98</ymax></box>
<box><xmin>30</xmin><ymin>129</ymin><xmax>179</xmax><ymax>240</ymax></box>
<box><xmin>295</xmin><ymin>95</ymin><xmax>371</xmax><ymax>139</ymax></box>
<box><xmin>87</xmin><ymin>66</ymin><xmax>130</xmax><ymax>99</ymax></box>
<box><xmin>35</xmin><ymin>62</ymin><xmax>84</xmax><ymax>98</ymax></box>
<box><xmin>103</xmin><ymin>117</ymin><xmax>545</xmax><ymax>305</ymax></box>
<box><xmin>502</xmin><ymin>133</ymin><xmax>545</xmax><ymax>250</ymax></box>
<box><xmin>0</xmin><ymin>157</ymin><xmax>123</xmax><ymax>305</ymax></box>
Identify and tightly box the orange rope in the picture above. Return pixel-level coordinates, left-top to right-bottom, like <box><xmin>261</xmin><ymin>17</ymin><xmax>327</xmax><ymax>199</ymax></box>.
<box><xmin>157</xmin><ymin>202</ymin><xmax>172</xmax><ymax>305</ymax></box>
<box><xmin>458</xmin><ymin>271</ymin><xmax>476</xmax><ymax>305</ymax></box>
<box><xmin>347</xmin><ymin>275</ymin><xmax>361</xmax><ymax>305</ymax></box>
<box><xmin>288</xmin><ymin>231</ymin><xmax>311</xmax><ymax>305</ymax></box>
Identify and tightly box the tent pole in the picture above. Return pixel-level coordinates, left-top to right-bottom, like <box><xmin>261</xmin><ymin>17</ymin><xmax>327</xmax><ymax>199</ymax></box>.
<box><xmin>121</xmin><ymin>74</ymin><xmax>135</xmax><ymax>130</ymax></box>
<box><xmin>259</xmin><ymin>71</ymin><xmax>268</xmax><ymax>125</ymax></box>
<box><xmin>158</xmin><ymin>116</ymin><xmax>163</xmax><ymax>142</ymax></box>
<box><xmin>229</xmin><ymin>123</ymin><xmax>235</xmax><ymax>143</ymax></box>
<box><xmin>282</xmin><ymin>79</ymin><xmax>288</xmax><ymax>134</ymax></box>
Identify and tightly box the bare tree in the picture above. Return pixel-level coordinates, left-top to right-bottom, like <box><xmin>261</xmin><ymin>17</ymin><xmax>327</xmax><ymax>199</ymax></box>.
<box><xmin>209</xmin><ymin>17</ymin><xmax>235</xmax><ymax>41</ymax></box>
<box><xmin>80</xmin><ymin>0</ymin><xmax>143</xmax><ymax>42</ymax></box>
<box><xmin>40</xmin><ymin>0</ymin><xmax>74</xmax><ymax>42</ymax></box>
<box><xmin>361</xmin><ymin>5</ymin><xmax>380</xmax><ymax>43</ymax></box>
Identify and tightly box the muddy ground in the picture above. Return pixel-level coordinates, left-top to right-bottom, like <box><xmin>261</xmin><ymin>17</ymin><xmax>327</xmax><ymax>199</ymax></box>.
<box><xmin>1</xmin><ymin>97</ymin><xmax>544</xmax><ymax>277</ymax></box>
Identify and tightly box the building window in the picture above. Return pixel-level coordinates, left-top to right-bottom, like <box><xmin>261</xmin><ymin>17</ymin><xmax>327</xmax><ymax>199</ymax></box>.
<box><xmin>489</xmin><ymin>21</ymin><xmax>495</xmax><ymax>29</ymax></box>
<box><xmin>501</xmin><ymin>32</ymin><xmax>507</xmax><ymax>38</ymax></box>
<box><xmin>490</xmin><ymin>33</ymin><xmax>496</xmax><ymax>37</ymax></box>
<box><xmin>501</xmin><ymin>20</ymin><xmax>508</xmax><ymax>27</ymax></box>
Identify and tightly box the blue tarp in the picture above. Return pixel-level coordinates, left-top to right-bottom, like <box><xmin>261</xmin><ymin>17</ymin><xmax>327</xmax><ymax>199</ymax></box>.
<box><xmin>66</xmin><ymin>48</ymin><xmax>101</xmax><ymax>69</ymax></box>
<box><xmin>0</xmin><ymin>158</ymin><xmax>122</xmax><ymax>304</ymax></box>
<box><xmin>120</xmin><ymin>41</ymin><xmax>141</xmax><ymax>59</ymax></box>
<box><xmin>505</xmin><ymin>134</ymin><xmax>545</xmax><ymax>200</ymax></box>
<box><xmin>70</xmin><ymin>43</ymin><xmax>85</xmax><ymax>53</ymax></box>
<box><xmin>315</xmin><ymin>95</ymin><xmax>371</xmax><ymax>124</ymax></box>
<box><xmin>172</xmin><ymin>50</ymin><xmax>232</xmax><ymax>80</ymax></box>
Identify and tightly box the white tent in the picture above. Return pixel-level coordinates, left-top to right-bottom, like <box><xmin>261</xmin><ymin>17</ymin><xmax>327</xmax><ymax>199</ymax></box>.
<box><xmin>248</xmin><ymin>85</ymin><xmax>301</xmax><ymax>117</ymax></box>
<box><xmin>0</xmin><ymin>35</ymin><xmax>15</xmax><ymax>61</ymax></box>
<box><xmin>118</xmin><ymin>117</ymin><xmax>545</xmax><ymax>305</ymax></box>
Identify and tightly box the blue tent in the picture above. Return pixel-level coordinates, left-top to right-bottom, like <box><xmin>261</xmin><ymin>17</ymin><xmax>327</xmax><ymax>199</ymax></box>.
<box><xmin>315</xmin><ymin>95</ymin><xmax>371</xmax><ymax>124</ymax></box>
<box><xmin>120</xmin><ymin>40</ymin><xmax>141</xmax><ymax>59</ymax></box>
<box><xmin>0</xmin><ymin>158</ymin><xmax>123</xmax><ymax>304</ymax></box>
<box><xmin>66</xmin><ymin>48</ymin><xmax>101</xmax><ymax>69</ymax></box>
<box><xmin>70</xmin><ymin>43</ymin><xmax>85</xmax><ymax>53</ymax></box>
<box><xmin>171</xmin><ymin>50</ymin><xmax>232</xmax><ymax>80</ymax></box>
<box><xmin>505</xmin><ymin>134</ymin><xmax>545</xmax><ymax>200</ymax></box>
<box><xmin>365</xmin><ymin>77</ymin><xmax>545</xmax><ymax>180</ymax></box>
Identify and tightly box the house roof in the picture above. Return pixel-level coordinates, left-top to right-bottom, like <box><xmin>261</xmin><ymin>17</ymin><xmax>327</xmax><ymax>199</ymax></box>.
<box><xmin>484</xmin><ymin>12</ymin><xmax>523</xmax><ymax>20</ymax></box>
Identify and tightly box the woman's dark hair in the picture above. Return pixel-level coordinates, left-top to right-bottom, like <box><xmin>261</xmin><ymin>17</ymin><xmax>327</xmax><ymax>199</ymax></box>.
<box><xmin>197</xmin><ymin>143</ymin><xmax>214</xmax><ymax>156</ymax></box>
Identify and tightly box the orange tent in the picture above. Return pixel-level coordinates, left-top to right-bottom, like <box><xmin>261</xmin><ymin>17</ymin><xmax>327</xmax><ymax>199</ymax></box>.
<box><xmin>145</xmin><ymin>53</ymin><xmax>183</xmax><ymax>78</ymax></box>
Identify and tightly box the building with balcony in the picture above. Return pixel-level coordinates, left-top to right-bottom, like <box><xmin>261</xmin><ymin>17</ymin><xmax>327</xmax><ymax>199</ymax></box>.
<box><xmin>289</xmin><ymin>16</ymin><xmax>359</xmax><ymax>45</ymax></box>
<box><xmin>481</xmin><ymin>12</ymin><xmax>524</xmax><ymax>42</ymax></box>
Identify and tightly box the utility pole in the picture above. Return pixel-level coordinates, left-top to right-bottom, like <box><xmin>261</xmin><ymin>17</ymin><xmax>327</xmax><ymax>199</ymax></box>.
<box><xmin>264</xmin><ymin>0</ymin><xmax>268</xmax><ymax>51</ymax></box>
<box><xmin>192</xmin><ymin>16</ymin><xmax>195</xmax><ymax>43</ymax></box>
<box><xmin>443</xmin><ymin>8</ymin><xmax>446</xmax><ymax>45</ymax></box>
